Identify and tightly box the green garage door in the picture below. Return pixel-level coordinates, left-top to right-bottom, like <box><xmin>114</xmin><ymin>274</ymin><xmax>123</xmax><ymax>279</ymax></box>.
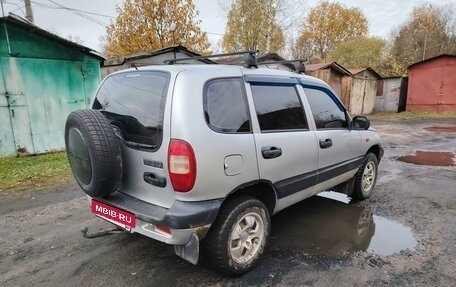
<box><xmin>0</xmin><ymin>57</ymin><xmax>99</xmax><ymax>156</ymax></box>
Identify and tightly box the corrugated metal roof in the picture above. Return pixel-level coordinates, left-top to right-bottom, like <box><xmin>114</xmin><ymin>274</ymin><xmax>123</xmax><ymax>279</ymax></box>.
<box><xmin>103</xmin><ymin>45</ymin><xmax>216</xmax><ymax>66</ymax></box>
<box><xmin>407</xmin><ymin>54</ymin><xmax>456</xmax><ymax>69</ymax></box>
<box><xmin>257</xmin><ymin>53</ymin><xmax>295</xmax><ymax>70</ymax></box>
<box><xmin>306</xmin><ymin>62</ymin><xmax>351</xmax><ymax>75</ymax></box>
<box><xmin>306</xmin><ymin>62</ymin><xmax>332</xmax><ymax>71</ymax></box>
<box><xmin>349</xmin><ymin>67</ymin><xmax>382</xmax><ymax>79</ymax></box>
<box><xmin>348</xmin><ymin>68</ymin><xmax>364</xmax><ymax>75</ymax></box>
<box><xmin>2</xmin><ymin>13</ymin><xmax>104</xmax><ymax>60</ymax></box>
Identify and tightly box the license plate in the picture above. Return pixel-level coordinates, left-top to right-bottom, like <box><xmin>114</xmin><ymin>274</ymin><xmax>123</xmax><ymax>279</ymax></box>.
<box><xmin>92</xmin><ymin>200</ymin><xmax>136</xmax><ymax>228</ymax></box>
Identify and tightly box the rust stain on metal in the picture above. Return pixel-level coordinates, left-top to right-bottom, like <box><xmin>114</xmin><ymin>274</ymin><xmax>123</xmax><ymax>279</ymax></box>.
<box><xmin>16</xmin><ymin>146</ymin><xmax>30</xmax><ymax>155</ymax></box>
<box><xmin>398</xmin><ymin>151</ymin><xmax>455</xmax><ymax>167</ymax></box>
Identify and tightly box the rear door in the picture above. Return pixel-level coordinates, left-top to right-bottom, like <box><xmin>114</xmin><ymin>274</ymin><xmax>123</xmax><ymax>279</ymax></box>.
<box><xmin>93</xmin><ymin>70</ymin><xmax>175</xmax><ymax>208</ymax></box>
<box><xmin>245</xmin><ymin>77</ymin><xmax>319</xmax><ymax>212</ymax></box>
<box><xmin>302</xmin><ymin>85</ymin><xmax>363</xmax><ymax>192</ymax></box>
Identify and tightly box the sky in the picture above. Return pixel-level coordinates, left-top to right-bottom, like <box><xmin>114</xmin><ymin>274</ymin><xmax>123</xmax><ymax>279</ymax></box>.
<box><xmin>2</xmin><ymin>0</ymin><xmax>455</xmax><ymax>53</ymax></box>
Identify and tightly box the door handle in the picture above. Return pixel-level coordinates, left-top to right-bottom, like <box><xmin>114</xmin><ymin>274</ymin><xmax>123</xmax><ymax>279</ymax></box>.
<box><xmin>319</xmin><ymin>139</ymin><xmax>333</xmax><ymax>149</ymax></box>
<box><xmin>143</xmin><ymin>172</ymin><xmax>167</xmax><ymax>188</ymax></box>
<box><xmin>261</xmin><ymin>146</ymin><xmax>282</xmax><ymax>159</ymax></box>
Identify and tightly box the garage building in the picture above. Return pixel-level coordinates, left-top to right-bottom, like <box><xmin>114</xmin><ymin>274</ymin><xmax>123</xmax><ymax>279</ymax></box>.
<box><xmin>406</xmin><ymin>54</ymin><xmax>456</xmax><ymax>112</ymax></box>
<box><xmin>0</xmin><ymin>14</ymin><xmax>103</xmax><ymax>156</ymax></box>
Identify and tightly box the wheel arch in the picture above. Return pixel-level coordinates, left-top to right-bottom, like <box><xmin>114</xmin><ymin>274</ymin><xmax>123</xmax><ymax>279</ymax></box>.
<box><xmin>223</xmin><ymin>180</ymin><xmax>277</xmax><ymax>215</ymax></box>
<box><xmin>367</xmin><ymin>144</ymin><xmax>381</xmax><ymax>161</ymax></box>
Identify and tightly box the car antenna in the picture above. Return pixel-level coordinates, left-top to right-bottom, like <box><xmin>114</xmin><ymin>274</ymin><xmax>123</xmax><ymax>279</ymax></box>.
<box><xmin>164</xmin><ymin>50</ymin><xmax>259</xmax><ymax>69</ymax></box>
<box><xmin>259</xmin><ymin>59</ymin><xmax>308</xmax><ymax>74</ymax></box>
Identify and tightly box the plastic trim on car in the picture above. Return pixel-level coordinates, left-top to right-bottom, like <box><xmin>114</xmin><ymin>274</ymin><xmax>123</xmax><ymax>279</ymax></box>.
<box><xmin>300</xmin><ymin>83</ymin><xmax>347</xmax><ymax>112</ymax></box>
<box><xmin>93</xmin><ymin>192</ymin><xmax>224</xmax><ymax>229</ymax></box>
<box><xmin>244</xmin><ymin>75</ymin><xmax>299</xmax><ymax>85</ymax></box>
<box><xmin>274</xmin><ymin>156</ymin><xmax>364</xmax><ymax>199</ymax></box>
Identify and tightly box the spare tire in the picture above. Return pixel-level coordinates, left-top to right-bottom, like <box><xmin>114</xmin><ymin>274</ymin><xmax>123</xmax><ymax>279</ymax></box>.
<box><xmin>64</xmin><ymin>109</ymin><xmax>122</xmax><ymax>197</ymax></box>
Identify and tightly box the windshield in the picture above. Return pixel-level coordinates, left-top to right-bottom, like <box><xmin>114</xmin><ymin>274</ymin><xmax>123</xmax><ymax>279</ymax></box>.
<box><xmin>93</xmin><ymin>71</ymin><xmax>170</xmax><ymax>149</ymax></box>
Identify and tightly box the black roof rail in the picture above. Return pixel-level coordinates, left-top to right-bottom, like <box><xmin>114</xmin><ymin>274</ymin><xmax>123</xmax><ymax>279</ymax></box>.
<box><xmin>164</xmin><ymin>50</ymin><xmax>259</xmax><ymax>68</ymax></box>
<box><xmin>259</xmin><ymin>59</ymin><xmax>307</xmax><ymax>74</ymax></box>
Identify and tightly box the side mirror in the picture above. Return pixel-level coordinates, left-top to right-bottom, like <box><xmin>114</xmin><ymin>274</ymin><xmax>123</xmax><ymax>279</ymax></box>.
<box><xmin>352</xmin><ymin>116</ymin><xmax>370</xmax><ymax>130</ymax></box>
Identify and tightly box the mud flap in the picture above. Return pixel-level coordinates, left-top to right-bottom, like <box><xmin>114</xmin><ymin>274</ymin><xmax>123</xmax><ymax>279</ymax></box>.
<box><xmin>174</xmin><ymin>233</ymin><xmax>199</xmax><ymax>265</ymax></box>
<box><xmin>333</xmin><ymin>177</ymin><xmax>355</xmax><ymax>196</ymax></box>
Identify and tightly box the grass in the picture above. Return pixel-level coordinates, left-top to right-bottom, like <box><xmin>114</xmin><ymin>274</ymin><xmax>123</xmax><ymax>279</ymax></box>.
<box><xmin>0</xmin><ymin>152</ymin><xmax>72</xmax><ymax>192</ymax></box>
<box><xmin>368</xmin><ymin>111</ymin><xmax>456</xmax><ymax>121</ymax></box>
<box><xmin>1</xmin><ymin>111</ymin><xmax>454</xmax><ymax>193</ymax></box>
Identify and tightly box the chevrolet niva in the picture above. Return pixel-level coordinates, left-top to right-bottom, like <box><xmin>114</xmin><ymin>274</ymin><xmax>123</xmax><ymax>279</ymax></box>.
<box><xmin>65</xmin><ymin>57</ymin><xmax>382</xmax><ymax>275</ymax></box>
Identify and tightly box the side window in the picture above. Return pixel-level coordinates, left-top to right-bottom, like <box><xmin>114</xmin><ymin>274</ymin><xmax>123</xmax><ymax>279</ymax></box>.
<box><xmin>251</xmin><ymin>84</ymin><xmax>308</xmax><ymax>131</ymax></box>
<box><xmin>204</xmin><ymin>78</ymin><xmax>251</xmax><ymax>133</ymax></box>
<box><xmin>303</xmin><ymin>87</ymin><xmax>348</xmax><ymax>129</ymax></box>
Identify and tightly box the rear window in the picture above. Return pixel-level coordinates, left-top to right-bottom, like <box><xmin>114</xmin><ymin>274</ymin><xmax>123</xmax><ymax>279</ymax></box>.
<box><xmin>93</xmin><ymin>71</ymin><xmax>170</xmax><ymax>149</ymax></box>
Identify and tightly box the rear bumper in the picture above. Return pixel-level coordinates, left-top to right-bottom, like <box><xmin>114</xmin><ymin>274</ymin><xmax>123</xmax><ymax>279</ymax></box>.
<box><xmin>89</xmin><ymin>192</ymin><xmax>223</xmax><ymax>245</ymax></box>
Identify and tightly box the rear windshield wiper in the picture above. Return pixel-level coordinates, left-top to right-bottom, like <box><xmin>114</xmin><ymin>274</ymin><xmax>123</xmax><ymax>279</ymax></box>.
<box><xmin>124</xmin><ymin>141</ymin><xmax>157</xmax><ymax>149</ymax></box>
<box><xmin>111</xmin><ymin>125</ymin><xmax>156</xmax><ymax>149</ymax></box>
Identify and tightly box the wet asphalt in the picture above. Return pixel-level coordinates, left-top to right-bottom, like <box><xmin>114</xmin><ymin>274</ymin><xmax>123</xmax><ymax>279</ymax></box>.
<box><xmin>0</xmin><ymin>118</ymin><xmax>455</xmax><ymax>286</ymax></box>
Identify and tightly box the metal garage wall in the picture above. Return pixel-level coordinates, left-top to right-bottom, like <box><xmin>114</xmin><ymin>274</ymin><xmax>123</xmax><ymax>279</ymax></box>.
<box><xmin>0</xmin><ymin>57</ymin><xmax>99</xmax><ymax>156</ymax></box>
<box><xmin>407</xmin><ymin>56</ymin><xmax>456</xmax><ymax>112</ymax></box>
<box><xmin>0</xmin><ymin>59</ymin><xmax>16</xmax><ymax>156</ymax></box>
<box><xmin>0</xmin><ymin>17</ymin><xmax>102</xmax><ymax>156</ymax></box>
<box><xmin>375</xmin><ymin>78</ymin><xmax>402</xmax><ymax>113</ymax></box>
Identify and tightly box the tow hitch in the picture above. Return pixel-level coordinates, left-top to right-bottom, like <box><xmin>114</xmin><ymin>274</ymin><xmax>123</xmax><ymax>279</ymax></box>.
<box><xmin>80</xmin><ymin>226</ymin><xmax>124</xmax><ymax>239</ymax></box>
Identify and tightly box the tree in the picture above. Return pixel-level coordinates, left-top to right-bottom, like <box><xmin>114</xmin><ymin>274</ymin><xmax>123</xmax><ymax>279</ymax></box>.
<box><xmin>66</xmin><ymin>35</ymin><xmax>84</xmax><ymax>45</ymax></box>
<box><xmin>105</xmin><ymin>0</ymin><xmax>210</xmax><ymax>58</ymax></box>
<box><xmin>389</xmin><ymin>4</ymin><xmax>456</xmax><ymax>76</ymax></box>
<box><xmin>47</xmin><ymin>28</ymin><xmax>84</xmax><ymax>45</ymax></box>
<box><xmin>222</xmin><ymin>0</ymin><xmax>291</xmax><ymax>53</ymax></box>
<box><xmin>294</xmin><ymin>1</ymin><xmax>368</xmax><ymax>61</ymax></box>
<box><xmin>328</xmin><ymin>36</ymin><xmax>386</xmax><ymax>71</ymax></box>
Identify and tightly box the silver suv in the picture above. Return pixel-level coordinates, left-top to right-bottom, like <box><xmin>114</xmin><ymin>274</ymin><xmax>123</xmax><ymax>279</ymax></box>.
<box><xmin>65</xmin><ymin>60</ymin><xmax>383</xmax><ymax>275</ymax></box>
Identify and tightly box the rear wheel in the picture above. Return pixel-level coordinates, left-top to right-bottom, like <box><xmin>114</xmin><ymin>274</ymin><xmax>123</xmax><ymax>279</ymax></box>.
<box><xmin>202</xmin><ymin>196</ymin><xmax>270</xmax><ymax>276</ymax></box>
<box><xmin>352</xmin><ymin>153</ymin><xmax>378</xmax><ymax>200</ymax></box>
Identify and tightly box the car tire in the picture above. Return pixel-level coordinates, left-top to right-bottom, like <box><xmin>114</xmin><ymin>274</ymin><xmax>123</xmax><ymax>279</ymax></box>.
<box><xmin>352</xmin><ymin>153</ymin><xmax>378</xmax><ymax>200</ymax></box>
<box><xmin>351</xmin><ymin>208</ymin><xmax>374</xmax><ymax>245</ymax></box>
<box><xmin>64</xmin><ymin>109</ymin><xmax>122</xmax><ymax>197</ymax></box>
<box><xmin>202</xmin><ymin>196</ymin><xmax>270</xmax><ymax>276</ymax></box>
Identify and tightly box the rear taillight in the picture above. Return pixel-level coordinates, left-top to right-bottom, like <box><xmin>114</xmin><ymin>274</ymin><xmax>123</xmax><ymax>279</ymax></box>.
<box><xmin>168</xmin><ymin>139</ymin><xmax>196</xmax><ymax>192</ymax></box>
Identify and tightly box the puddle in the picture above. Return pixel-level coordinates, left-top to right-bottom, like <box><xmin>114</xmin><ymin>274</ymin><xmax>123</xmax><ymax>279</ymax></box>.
<box><xmin>270</xmin><ymin>191</ymin><xmax>417</xmax><ymax>256</ymax></box>
<box><xmin>397</xmin><ymin>150</ymin><xmax>455</xmax><ymax>167</ymax></box>
<box><xmin>367</xmin><ymin>216</ymin><xmax>417</xmax><ymax>255</ymax></box>
<box><xmin>424</xmin><ymin>126</ymin><xmax>456</xmax><ymax>132</ymax></box>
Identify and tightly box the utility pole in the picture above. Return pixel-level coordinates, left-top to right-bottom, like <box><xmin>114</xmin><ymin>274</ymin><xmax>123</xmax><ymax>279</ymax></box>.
<box><xmin>24</xmin><ymin>0</ymin><xmax>34</xmax><ymax>23</ymax></box>
<box><xmin>422</xmin><ymin>33</ymin><xmax>428</xmax><ymax>61</ymax></box>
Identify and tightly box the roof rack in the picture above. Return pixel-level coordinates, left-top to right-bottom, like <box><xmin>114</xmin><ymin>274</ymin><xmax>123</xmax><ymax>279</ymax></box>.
<box><xmin>164</xmin><ymin>50</ymin><xmax>259</xmax><ymax>68</ymax></box>
<box><xmin>259</xmin><ymin>59</ymin><xmax>307</xmax><ymax>74</ymax></box>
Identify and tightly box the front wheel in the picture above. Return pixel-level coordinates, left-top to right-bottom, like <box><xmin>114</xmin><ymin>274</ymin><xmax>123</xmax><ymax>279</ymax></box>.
<box><xmin>352</xmin><ymin>153</ymin><xmax>378</xmax><ymax>200</ymax></box>
<box><xmin>202</xmin><ymin>196</ymin><xmax>270</xmax><ymax>276</ymax></box>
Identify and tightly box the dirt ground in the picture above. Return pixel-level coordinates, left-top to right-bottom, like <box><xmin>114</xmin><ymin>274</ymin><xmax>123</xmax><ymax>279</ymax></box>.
<box><xmin>1</xmin><ymin>118</ymin><xmax>455</xmax><ymax>287</ymax></box>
